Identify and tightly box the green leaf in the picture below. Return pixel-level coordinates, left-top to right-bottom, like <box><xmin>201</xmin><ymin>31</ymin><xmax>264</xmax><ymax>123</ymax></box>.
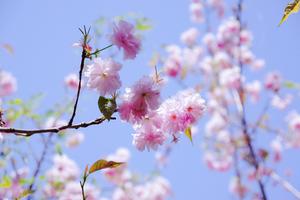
<box><xmin>8</xmin><ymin>98</ymin><xmax>23</xmax><ymax>106</ymax></box>
<box><xmin>135</xmin><ymin>18</ymin><xmax>152</xmax><ymax>31</ymax></box>
<box><xmin>19</xmin><ymin>178</ymin><xmax>34</xmax><ymax>185</ymax></box>
<box><xmin>184</xmin><ymin>127</ymin><xmax>193</xmax><ymax>144</ymax></box>
<box><xmin>98</xmin><ymin>96</ymin><xmax>117</xmax><ymax>120</ymax></box>
<box><xmin>283</xmin><ymin>81</ymin><xmax>299</xmax><ymax>89</ymax></box>
<box><xmin>89</xmin><ymin>159</ymin><xmax>124</xmax><ymax>174</ymax></box>
<box><xmin>15</xmin><ymin>189</ymin><xmax>34</xmax><ymax>200</ymax></box>
<box><xmin>0</xmin><ymin>175</ymin><xmax>12</xmax><ymax>188</ymax></box>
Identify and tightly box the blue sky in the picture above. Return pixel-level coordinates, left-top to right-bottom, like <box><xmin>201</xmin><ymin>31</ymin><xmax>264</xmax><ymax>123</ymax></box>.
<box><xmin>1</xmin><ymin>0</ymin><xmax>300</xmax><ymax>199</ymax></box>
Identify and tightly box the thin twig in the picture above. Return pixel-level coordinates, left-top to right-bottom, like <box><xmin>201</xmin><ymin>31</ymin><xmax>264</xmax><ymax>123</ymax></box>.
<box><xmin>27</xmin><ymin>133</ymin><xmax>53</xmax><ymax>200</ymax></box>
<box><xmin>68</xmin><ymin>48</ymin><xmax>87</xmax><ymax>126</ymax></box>
<box><xmin>89</xmin><ymin>44</ymin><xmax>113</xmax><ymax>56</ymax></box>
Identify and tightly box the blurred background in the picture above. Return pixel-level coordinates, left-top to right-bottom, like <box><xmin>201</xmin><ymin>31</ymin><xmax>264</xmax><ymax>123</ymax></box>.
<box><xmin>1</xmin><ymin>0</ymin><xmax>300</xmax><ymax>199</ymax></box>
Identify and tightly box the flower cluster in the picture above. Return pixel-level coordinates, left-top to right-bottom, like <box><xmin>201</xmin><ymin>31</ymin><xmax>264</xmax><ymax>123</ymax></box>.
<box><xmin>119</xmin><ymin>79</ymin><xmax>206</xmax><ymax>151</ymax></box>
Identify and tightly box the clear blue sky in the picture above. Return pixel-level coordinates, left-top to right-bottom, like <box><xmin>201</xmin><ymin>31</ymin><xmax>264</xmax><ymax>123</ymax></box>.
<box><xmin>1</xmin><ymin>0</ymin><xmax>300</xmax><ymax>199</ymax></box>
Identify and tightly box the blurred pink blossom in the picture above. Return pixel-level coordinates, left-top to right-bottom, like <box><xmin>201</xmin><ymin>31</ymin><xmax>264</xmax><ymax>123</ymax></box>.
<box><xmin>111</xmin><ymin>20</ymin><xmax>141</xmax><ymax>60</ymax></box>
<box><xmin>0</xmin><ymin>70</ymin><xmax>17</xmax><ymax>97</ymax></box>
<box><xmin>65</xmin><ymin>131</ymin><xmax>84</xmax><ymax>148</ymax></box>
<box><xmin>265</xmin><ymin>72</ymin><xmax>281</xmax><ymax>92</ymax></box>
<box><xmin>64</xmin><ymin>73</ymin><xmax>81</xmax><ymax>90</ymax></box>
<box><xmin>189</xmin><ymin>2</ymin><xmax>205</xmax><ymax>23</ymax></box>
<box><xmin>180</xmin><ymin>27</ymin><xmax>199</xmax><ymax>46</ymax></box>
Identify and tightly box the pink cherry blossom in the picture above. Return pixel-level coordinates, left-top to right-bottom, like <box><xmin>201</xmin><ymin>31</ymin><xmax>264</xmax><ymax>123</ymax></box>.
<box><xmin>245</xmin><ymin>80</ymin><xmax>261</xmax><ymax>103</ymax></box>
<box><xmin>131</xmin><ymin>112</ymin><xmax>166</xmax><ymax>151</ymax></box>
<box><xmin>205</xmin><ymin>112</ymin><xmax>227</xmax><ymax>135</ymax></box>
<box><xmin>285</xmin><ymin>112</ymin><xmax>300</xmax><ymax>148</ymax></box>
<box><xmin>110</xmin><ymin>20</ymin><xmax>141</xmax><ymax>59</ymax></box>
<box><xmin>208</xmin><ymin>0</ymin><xmax>225</xmax><ymax>17</ymax></box>
<box><xmin>65</xmin><ymin>131</ymin><xmax>84</xmax><ymax>148</ymax></box>
<box><xmin>271</xmin><ymin>94</ymin><xmax>292</xmax><ymax>110</ymax></box>
<box><xmin>240</xmin><ymin>47</ymin><xmax>255</xmax><ymax>65</ymax></box>
<box><xmin>190</xmin><ymin>2</ymin><xmax>205</xmax><ymax>23</ymax></box>
<box><xmin>118</xmin><ymin>76</ymin><xmax>161</xmax><ymax>123</ymax></box>
<box><xmin>104</xmin><ymin>148</ymin><xmax>132</xmax><ymax>185</ymax></box>
<box><xmin>45</xmin><ymin>154</ymin><xmax>80</xmax><ymax>183</ymax></box>
<box><xmin>239</xmin><ymin>29</ymin><xmax>253</xmax><ymax>46</ymax></box>
<box><xmin>64</xmin><ymin>73</ymin><xmax>81</xmax><ymax>90</ymax></box>
<box><xmin>0</xmin><ymin>70</ymin><xmax>17</xmax><ymax>97</ymax></box>
<box><xmin>180</xmin><ymin>27</ymin><xmax>199</xmax><ymax>46</ymax></box>
<box><xmin>59</xmin><ymin>181</ymin><xmax>100</xmax><ymax>200</ymax></box>
<box><xmin>182</xmin><ymin>47</ymin><xmax>203</xmax><ymax>68</ymax></box>
<box><xmin>229</xmin><ymin>177</ymin><xmax>248</xmax><ymax>199</ymax></box>
<box><xmin>219</xmin><ymin>67</ymin><xmax>242</xmax><ymax>89</ymax></box>
<box><xmin>265</xmin><ymin>72</ymin><xmax>281</xmax><ymax>92</ymax></box>
<box><xmin>44</xmin><ymin>117</ymin><xmax>67</xmax><ymax>128</ymax></box>
<box><xmin>158</xmin><ymin>89</ymin><xmax>205</xmax><ymax>134</ymax></box>
<box><xmin>270</xmin><ymin>138</ymin><xmax>282</xmax><ymax>162</ymax></box>
<box><xmin>288</xmin><ymin>112</ymin><xmax>300</xmax><ymax>134</ymax></box>
<box><xmin>202</xmin><ymin>33</ymin><xmax>218</xmax><ymax>53</ymax></box>
<box><xmin>214</xmin><ymin>52</ymin><xmax>232</xmax><ymax>69</ymax></box>
<box><xmin>133</xmin><ymin>122</ymin><xmax>166</xmax><ymax>151</ymax></box>
<box><xmin>204</xmin><ymin>151</ymin><xmax>232</xmax><ymax>172</ymax></box>
<box><xmin>85</xmin><ymin>57</ymin><xmax>122</xmax><ymax>96</ymax></box>
<box><xmin>251</xmin><ymin>59</ymin><xmax>265</xmax><ymax>71</ymax></box>
<box><xmin>163</xmin><ymin>53</ymin><xmax>182</xmax><ymax>77</ymax></box>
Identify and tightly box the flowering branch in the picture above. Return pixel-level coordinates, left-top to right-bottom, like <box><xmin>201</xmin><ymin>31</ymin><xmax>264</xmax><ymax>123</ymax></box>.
<box><xmin>0</xmin><ymin>26</ymin><xmax>117</xmax><ymax>138</ymax></box>
<box><xmin>235</xmin><ymin>0</ymin><xmax>268</xmax><ymax>199</ymax></box>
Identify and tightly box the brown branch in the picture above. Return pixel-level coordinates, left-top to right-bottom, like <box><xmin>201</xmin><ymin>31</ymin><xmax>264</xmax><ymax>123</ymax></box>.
<box><xmin>27</xmin><ymin>133</ymin><xmax>53</xmax><ymax>200</ymax></box>
<box><xmin>68</xmin><ymin>47</ymin><xmax>87</xmax><ymax>126</ymax></box>
<box><xmin>235</xmin><ymin>0</ymin><xmax>268</xmax><ymax>199</ymax></box>
<box><xmin>0</xmin><ymin>117</ymin><xmax>116</xmax><ymax>137</ymax></box>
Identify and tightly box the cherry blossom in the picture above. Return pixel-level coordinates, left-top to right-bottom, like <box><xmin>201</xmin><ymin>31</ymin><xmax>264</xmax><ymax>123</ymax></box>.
<box><xmin>0</xmin><ymin>70</ymin><xmax>17</xmax><ymax>97</ymax></box>
<box><xmin>85</xmin><ymin>57</ymin><xmax>122</xmax><ymax>96</ymax></box>
<box><xmin>110</xmin><ymin>20</ymin><xmax>141</xmax><ymax>59</ymax></box>
<box><xmin>180</xmin><ymin>27</ymin><xmax>199</xmax><ymax>46</ymax></box>
<box><xmin>265</xmin><ymin>72</ymin><xmax>281</xmax><ymax>92</ymax></box>
<box><xmin>64</xmin><ymin>73</ymin><xmax>81</xmax><ymax>90</ymax></box>
<box><xmin>65</xmin><ymin>131</ymin><xmax>85</xmax><ymax>148</ymax></box>
<box><xmin>118</xmin><ymin>76</ymin><xmax>161</xmax><ymax>123</ymax></box>
<box><xmin>59</xmin><ymin>181</ymin><xmax>100</xmax><ymax>200</ymax></box>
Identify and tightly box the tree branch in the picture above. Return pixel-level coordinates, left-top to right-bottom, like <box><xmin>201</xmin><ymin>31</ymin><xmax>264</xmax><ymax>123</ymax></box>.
<box><xmin>235</xmin><ymin>0</ymin><xmax>268</xmax><ymax>199</ymax></box>
<box><xmin>0</xmin><ymin>117</ymin><xmax>116</xmax><ymax>137</ymax></box>
<box><xmin>68</xmin><ymin>47</ymin><xmax>86</xmax><ymax>126</ymax></box>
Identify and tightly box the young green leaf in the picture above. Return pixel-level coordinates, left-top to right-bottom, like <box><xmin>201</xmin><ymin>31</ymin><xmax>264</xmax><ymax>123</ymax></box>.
<box><xmin>89</xmin><ymin>159</ymin><xmax>124</xmax><ymax>174</ymax></box>
<box><xmin>279</xmin><ymin>0</ymin><xmax>300</xmax><ymax>26</ymax></box>
<box><xmin>98</xmin><ymin>96</ymin><xmax>117</xmax><ymax>120</ymax></box>
<box><xmin>184</xmin><ymin>126</ymin><xmax>193</xmax><ymax>144</ymax></box>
